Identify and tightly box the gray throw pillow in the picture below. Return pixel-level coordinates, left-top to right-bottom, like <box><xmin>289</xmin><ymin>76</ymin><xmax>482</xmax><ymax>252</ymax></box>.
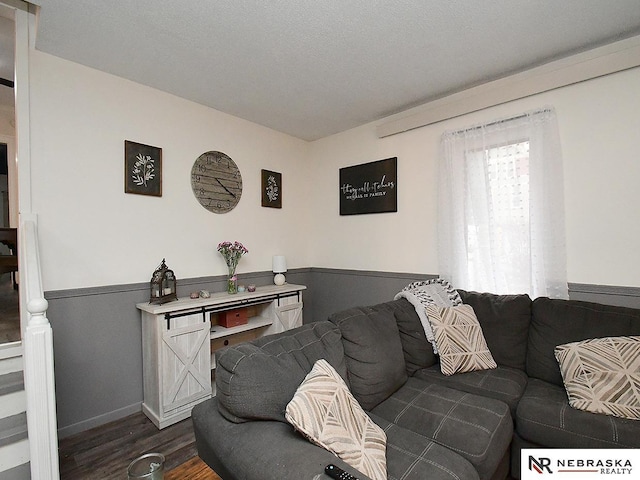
<box><xmin>329</xmin><ymin>306</ymin><xmax>408</xmax><ymax>410</ymax></box>
<box><xmin>457</xmin><ymin>290</ymin><xmax>531</xmax><ymax>370</ymax></box>
<box><xmin>528</xmin><ymin>298</ymin><xmax>640</xmax><ymax>386</ymax></box>
<box><xmin>385</xmin><ymin>298</ymin><xmax>438</xmax><ymax>375</ymax></box>
<box><xmin>215</xmin><ymin>321</ymin><xmax>347</xmax><ymax>423</ymax></box>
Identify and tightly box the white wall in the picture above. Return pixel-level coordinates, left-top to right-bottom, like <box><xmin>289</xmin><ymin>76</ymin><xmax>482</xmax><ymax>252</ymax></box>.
<box><xmin>29</xmin><ymin>51</ymin><xmax>311</xmax><ymax>291</ymax></box>
<box><xmin>28</xmin><ymin>49</ymin><xmax>640</xmax><ymax>292</ymax></box>
<box><xmin>308</xmin><ymin>67</ymin><xmax>640</xmax><ymax>289</ymax></box>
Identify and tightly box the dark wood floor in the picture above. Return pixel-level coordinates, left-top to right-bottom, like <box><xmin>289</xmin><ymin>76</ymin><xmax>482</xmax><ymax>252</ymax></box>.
<box><xmin>58</xmin><ymin>411</ymin><xmax>219</xmax><ymax>479</ymax></box>
<box><xmin>0</xmin><ymin>273</ymin><xmax>20</xmax><ymax>344</ymax></box>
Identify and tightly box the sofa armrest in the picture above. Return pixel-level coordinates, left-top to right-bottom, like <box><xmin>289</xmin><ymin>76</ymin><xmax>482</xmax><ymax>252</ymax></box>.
<box><xmin>192</xmin><ymin>397</ymin><xmax>372</xmax><ymax>480</ymax></box>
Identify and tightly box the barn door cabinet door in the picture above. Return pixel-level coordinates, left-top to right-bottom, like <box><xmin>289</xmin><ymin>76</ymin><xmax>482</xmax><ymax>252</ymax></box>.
<box><xmin>160</xmin><ymin>313</ymin><xmax>212</xmax><ymax>416</ymax></box>
<box><xmin>140</xmin><ymin>310</ymin><xmax>212</xmax><ymax>429</ymax></box>
<box><xmin>269</xmin><ymin>294</ymin><xmax>303</xmax><ymax>335</ymax></box>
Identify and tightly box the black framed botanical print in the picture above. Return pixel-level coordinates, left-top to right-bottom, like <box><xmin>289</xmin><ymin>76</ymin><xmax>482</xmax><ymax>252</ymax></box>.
<box><xmin>124</xmin><ymin>140</ymin><xmax>162</xmax><ymax>197</ymax></box>
<box><xmin>261</xmin><ymin>169</ymin><xmax>282</xmax><ymax>208</ymax></box>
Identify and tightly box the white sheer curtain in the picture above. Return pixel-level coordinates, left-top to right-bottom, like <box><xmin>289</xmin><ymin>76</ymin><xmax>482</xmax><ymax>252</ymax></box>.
<box><xmin>438</xmin><ymin>107</ymin><xmax>568</xmax><ymax>299</ymax></box>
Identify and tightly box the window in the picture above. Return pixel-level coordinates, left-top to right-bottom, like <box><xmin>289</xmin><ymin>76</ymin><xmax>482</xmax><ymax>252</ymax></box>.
<box><xmin>438</xmin><ymin>108</ymin><xmax>567</xmax><ymax>299</ymax></box>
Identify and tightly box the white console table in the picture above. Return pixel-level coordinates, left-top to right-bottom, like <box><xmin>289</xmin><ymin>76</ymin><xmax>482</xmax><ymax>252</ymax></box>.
<box><xmin>137</xmin><ymin>283</ymin><xmax>306</xmax><ymax>429</ymax></box>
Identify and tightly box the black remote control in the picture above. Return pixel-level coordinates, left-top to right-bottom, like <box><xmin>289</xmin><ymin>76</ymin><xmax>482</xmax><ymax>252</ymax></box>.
<box><xmin>325</xmin><ymin>464</ymin><xmax>359</xmax><ymax>480</ymax></box>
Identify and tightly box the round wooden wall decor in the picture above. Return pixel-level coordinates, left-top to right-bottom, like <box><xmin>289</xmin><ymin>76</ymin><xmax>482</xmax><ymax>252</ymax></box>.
<box><xmin>191</xmin><ymin>151</ymin><xmax>243</xmax><ymax>213</ymax></box>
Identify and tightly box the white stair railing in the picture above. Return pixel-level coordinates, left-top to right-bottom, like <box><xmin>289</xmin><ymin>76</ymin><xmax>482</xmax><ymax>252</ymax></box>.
<box><xmin>20</xmin><ymin>213</ymin><xmax>60</xmax><ymax>479</ymax></box>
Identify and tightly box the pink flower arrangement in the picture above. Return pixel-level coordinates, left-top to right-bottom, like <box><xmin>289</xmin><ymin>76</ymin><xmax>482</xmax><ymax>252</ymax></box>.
<box><xmin>217</xmin><ymin>241</ymin><xmax>249</xmax><ymax>273</ymax></box>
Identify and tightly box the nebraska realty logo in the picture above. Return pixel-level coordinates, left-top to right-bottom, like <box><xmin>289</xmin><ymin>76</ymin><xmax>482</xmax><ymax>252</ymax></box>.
<box><xmin>522</xmin><ymin>449</ymin><xmax>637</xmax><ymax>479</ymax></box>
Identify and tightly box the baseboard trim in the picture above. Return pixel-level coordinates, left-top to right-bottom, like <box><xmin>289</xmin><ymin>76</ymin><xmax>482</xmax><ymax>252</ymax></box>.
<box><xmin>57</xmin><ymin>401</ymin><xmax>142</xmax><ymax>439</ymax></box>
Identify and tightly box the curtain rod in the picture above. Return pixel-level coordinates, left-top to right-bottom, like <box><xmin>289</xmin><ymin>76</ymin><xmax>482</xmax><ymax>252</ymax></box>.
<box><xmin>446</xmin><ymin>107</ymin><xmax>553</xmax><ymax>136</ymax></box>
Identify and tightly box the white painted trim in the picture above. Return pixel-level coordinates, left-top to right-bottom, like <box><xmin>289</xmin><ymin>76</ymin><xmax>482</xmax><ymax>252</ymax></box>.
<box><xmin>9</xmin><ymin>2</ymin><xmax>60</xmax><ymax>476</ymax></box>
<box><xmin>57</xmin><ymin>402</ymin><xmax>142</xmax><ymax>439</ymax></box>
<box><xmin>0</xmin><ymin>437</ymin><xmax>29</xmax><ymax>472</ymax></box>
<box><xmin>14</xmin><ymin>5</ymin><xmax>32</xmax><ymax>214</ymax></box>
<box><xmin>0</xmin><ymin>3</ymin><xmax>58</xmax><ymax>478</ymax></box>
<box><xmin>0</xmin><ymin>0</ymin><xmax>28</xmax><ymax>12</ymax></box>
<box><xmin>0</xmin><ymin>355</ymin><xmax>22</xmax><ymax>375</ymax></box>
<box><xmin>376</xmin><ymin>35</ymin><xmax>640</xmax><ymax>138</ymax></box>
<box><xmin>21</xmin><ymin>216</ymin><xmax>60</xmax><ymax>480</ymax></box>
<box><xmin>0</xmin><ymin>341</ymin><xmax>21</xmax><ymax>360</ymax></box>
<box><xmin>0</xmin><ymin>389</ymin><xmax>26</xmax><ymax>418</ymax></box>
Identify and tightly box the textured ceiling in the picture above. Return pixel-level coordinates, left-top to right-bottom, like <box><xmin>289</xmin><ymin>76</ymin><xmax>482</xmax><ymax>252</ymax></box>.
<box><xmin>26</xmin><ymin>0</ymin><xmax>640</xmax><ymax>140</ymax></box>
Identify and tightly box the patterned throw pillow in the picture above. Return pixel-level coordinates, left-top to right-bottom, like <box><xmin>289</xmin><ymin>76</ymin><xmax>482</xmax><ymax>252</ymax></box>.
<box><xmin>426</xmin><ymin>304</ymin><xmax>497</xmax><ymax>376</ymax></box>
<box><xmin>555</xmin><ymin>336</ymin><xmax>640</xmax><ymax>420</ymax></box>
<box><xmin>285</xmin><ymin>359</ymin><xmax>387</xmax><ymax>480</ymax></box>
<box><xmin>394</xmin><ymin>278</ymin><xmax>463</xmax><ymax>353</ymax></box>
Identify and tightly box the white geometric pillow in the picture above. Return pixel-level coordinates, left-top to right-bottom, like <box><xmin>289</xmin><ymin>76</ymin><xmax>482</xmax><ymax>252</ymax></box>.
<box><xmin>426</xmin><ymin>304</ymin><xmax>497</xmax><ymax>376</ymax></box>
<box><xmin>285</xmin><ymin>359</ymin><xmax>387</xmax><ymax>480</ymax></box>
<box><xmin>555</xmin><ymin>336</ymin><xmax>640</xmax><ymax>420</ymax></box>
<box><xmin>394</xmin><ymin>278</ymin><xmax>463</xmax><ymax>353</ymax></box>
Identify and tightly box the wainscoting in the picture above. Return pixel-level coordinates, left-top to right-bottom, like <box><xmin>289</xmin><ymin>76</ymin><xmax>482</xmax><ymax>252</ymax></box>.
<box><xmin>45</xmin><ymin>268</ymin><xmax>640</xmax><ymax>438</ymax></box>
<box><xmin>569</xmin><ymin>283</ymin><xmax>640</xmax><ymax>309</ymax></box>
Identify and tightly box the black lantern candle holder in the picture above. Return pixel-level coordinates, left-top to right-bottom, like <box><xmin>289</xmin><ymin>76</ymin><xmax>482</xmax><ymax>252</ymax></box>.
<box><xmin>149</xmin><ymin>258</ymin><xmax>177</xmax><ymax>304</ymax></box>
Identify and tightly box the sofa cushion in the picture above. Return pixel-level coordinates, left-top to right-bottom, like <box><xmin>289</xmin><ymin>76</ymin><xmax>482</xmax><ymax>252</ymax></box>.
<box><xmin>516</xmin><ymin>378</ymin><xmax>640</xmax><ymax>449</ymax></box>
<box><xmin>193</xmin><ymin>397</ymin><xmax>369</xmax><ymax>480</ymax></box>
<box><xmin>384</xmin><ymin>298</ymin><xmax>438</xmax><ymax>375</ymax></box>
<box><xmin>329</xmin><ymin>305</ymin><xmax>408</xmax><ymax>411</ymax></box>
<box><xmin>458</xmin><ymin>290</ymin><xmax>532</xmax><ymax>370</ymax></box>
<box><xmin>555</xmin><ymin>336</ymin><xmax>640</xmax><ymax>420</ymax></box>
<box><xmin>215</xmin><ymin>321</ymin><xmax>347</xmax><ymax>423</ymax></box>
<box><xmin>426</xmin><ymin>304</ymin><xmax>497</xmax><ymax>375</ymax></box>
<box><xmin>527</xmin><ymin>298</ymin><xmax>640</xmax><ymax>387</ymax></box>
<box><xmin>370</xmin><ymin>377</ymin><xmax>513</xmax><ymax>480</ymax></box>
<box><xmin>369</xmin><ymin>414</ymin><xmax>480</xmax><ymax>480</ymax></box>
<box><xmin>413</xmin><ymin>364</ymin><xmax>528</xmax><ymax>416</ymax></box>
<box><xmin>285</xmin><ymin>359</ymin><xmax>387</xmax><ymax>480</ymax></box>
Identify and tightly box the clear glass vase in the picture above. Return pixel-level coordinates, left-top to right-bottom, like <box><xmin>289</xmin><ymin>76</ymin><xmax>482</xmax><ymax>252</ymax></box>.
<box><xmin>227</xmin><ymin>269</ymin><xmax>238</xmax><ymax>294</ymax></box>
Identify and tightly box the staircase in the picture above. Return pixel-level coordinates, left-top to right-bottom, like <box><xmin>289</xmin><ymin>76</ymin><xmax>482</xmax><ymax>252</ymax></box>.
<box><xmin>0</xmin><ymin>342</ymin><xmax>30</xmax><ymax>478</ymax></box>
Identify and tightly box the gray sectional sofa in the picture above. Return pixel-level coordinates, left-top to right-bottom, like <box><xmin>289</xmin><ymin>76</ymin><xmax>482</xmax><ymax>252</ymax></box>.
<box><xmin>192</xmin><ymin>291</ymin><xmax>640</xmax><ymax>480</ymax></box>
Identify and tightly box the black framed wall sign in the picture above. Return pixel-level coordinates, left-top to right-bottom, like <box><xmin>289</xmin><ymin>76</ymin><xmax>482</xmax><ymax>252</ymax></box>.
<box><xmin>261</xmin><ymin>169</ymin><xmax>282</xmax><ymax>208</ymax></box>
<box><xmin>124</xmin><ymin>140</ymin><xmax>162</xmax><ymax>197</ymax></box>
<box><xmin>339</xmin><ymin>157</ymin><xmax>397</xmax><ymax>215</ymax></box>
